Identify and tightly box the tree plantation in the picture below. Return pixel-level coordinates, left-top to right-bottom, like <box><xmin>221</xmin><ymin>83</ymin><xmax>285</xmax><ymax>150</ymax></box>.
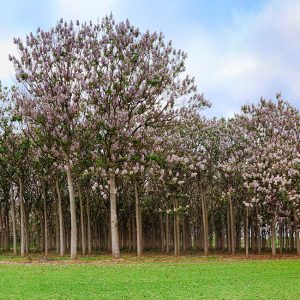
<box><xmin>1</xmin><ymin>16</ymin><xmax>300</xmax><ymax>260</ymax></box>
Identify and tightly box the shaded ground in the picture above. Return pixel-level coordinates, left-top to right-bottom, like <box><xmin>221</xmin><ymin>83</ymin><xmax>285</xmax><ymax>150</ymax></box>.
<box><xmin>0</xmin><ymin>251</ymin><xmax>299</xmax><ymax>265</ymax></box>
<box><xmin>0</xmin><ymin>254</ymin><xmax>299</xmax><ymax>299</ymax></box>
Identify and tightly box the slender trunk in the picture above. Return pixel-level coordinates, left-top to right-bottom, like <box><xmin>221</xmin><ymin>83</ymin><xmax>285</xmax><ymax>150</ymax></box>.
<box><xmin>24</xmin><ymin>206</ymin><xmax>29</xmax><ymax>253</ymax></box>
<box><xmin>128</xmin><ymin>216</ymin><xmax>132</xmax><ymax>252</ymax></box>
<box><xmin>132</xmin><ymin>214</ymin><xmax>136</xmax><ymax>251</ymax></box>
<box><xmin>174</xmin><ymin>200</ymin><xmax>180</xmax><ymax>256</ymax></box>
<box><xmin>55</xmin><ymin>179</ymin><xmax>65</xmax><ymax>256</ymax></box>
<box><xmin>200</xmin><ymin>185</ymin><xmax>209</xmax><ymax>255</ymax></box>
<box><xmin>271</xmin><ymin>218</ymin><xmax>276</xmax><ymax>256</ymax></box>
<box><xmin>176</xmin><ymin>204</ymin><xmax>180</xmax><ymax>255</ymax></box>
<box><xmin>78</xmin><ymin>185</ymin><xmax>86</xmax><ymax>256</ymax></box>
<box><xmin>290</xmin><ymin>226</ymin><xmax>294</xmax><ymax>252</ymax></box>
<box><xmin>296</xmin><ymin>227</ymin><xmax>300</xmax><ymax>256</ymax></box>
<box><xmin>228</xmin><ymin>193</ymin><xmax>235</xmax><ymax>255</ymax></box>
<box><xmin>19</xmin><ymin>177</ymin><xmax>25</xmax><ymax>257</ymax></box>
<box><xmin>11</xmin><ymin>182</ymin><xmax>17</xmax><ymax>255</ymax></box>
<box><xmin>36</xmin><ymin>219</ymin><xmax>40</xmax><ymax>252</ymax></box>
<box><xmin>65</xmin><ymin>162</ymin><xmax>77</xmax><ymax>259</ymax></box>
<box><xmin>256</xmin><ymin>205</ymin><xmax>261</xmax><ymax>254</ymax></box>
<box><xmin>279</xmin><ymin>223</ymin><xmax>283</xmax><ymax>254</ymax></box>
<box><xmin>174</xmin><ymin>207</ymin><xmax>178</xmax><ymax>256</ymax></box>
<box><xmin>55</xmin><ymin>201</ymin><xmax>59</xmax><ymax>254</ymax></box>
<box><xmin>182</xmin><ymin>216</ymin><xmax>186</xmax><ymax>253</ymax></box>
<box><xmin>42</xmin><ymin>180</ymin><xmax>48</xmax><ymax>256</ymax></box>
<box><xmin>245</xmin><ymin>207</ymin><xmax>249</xmax><ymax>258</ymax></box>
<box><xmin>109</xmin><ymin>170</ymin><xmax>120</xmax><ymax>259</ymax></box>
<box><xmin>86</xmin><ymin>195</ymin><xmax>92</xmax><ymax>255</ymax></box>
<box><xmin>160</xmin><ymin>211</ymin><xmax>164</xmax><ymax>252</ymax></box>
<box><xmin>134</xmin><ymin>179</ymin><xmax>142</xmax><ymax>256</ymax></box>
<box><xmin>227</xmin><ymin>202</ymin><xmax>231</xmax><ymax>253</ymax></box>
<box><xmin>166</xmin><ymin>212</ymin><xmax>170</xmax><ymax>253</ymax></box>
<box><xmin>191</xmin><ymin>223</ymin><xmax>195</xmax><ymax>250</ymax></box>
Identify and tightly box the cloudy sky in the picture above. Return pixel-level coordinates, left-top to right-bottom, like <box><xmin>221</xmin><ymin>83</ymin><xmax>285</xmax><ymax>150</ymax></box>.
<box><xmin>1</xmin><ymin>0</ymin><xmax>299</xmax><ymax>117</ymax></box>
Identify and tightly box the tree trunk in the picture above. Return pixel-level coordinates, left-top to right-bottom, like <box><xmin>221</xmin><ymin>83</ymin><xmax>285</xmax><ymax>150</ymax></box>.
<box><xmin>128</xmin><ymin>216</ymin><xmax>132</xmax><ymax>252</ymax></box>
<box><xmin>55</xmin><ymin>179</ymin><xmax>65</xmax><ymax>256</ymax></box>
<box><xmin>42</xmin><ymin>179</ymin><xmax>48</xmax><ymax>256</ymax></box>
<box><xmin>279</xmin><ymin>223</ymin><xmax>283</xmax><ymax>254</ymax></box>
<box><xmin>86</xmin><ymin>195</ymin><xmax>92</xmax><ymax>255</ymax></box>
<box><xmin>227</xmin><ymin>204</ymin><xmax>231</xmax><ymax>253</ymax></box>
<box><xmin>228</xmin><ymin>193</ymin><xmax>235</xmax><ymax>255</ymax></box>
<box><xmin>296</xmin><ymin>227</ymin><xmax>300</xmax><ymax>255</ymax></box>
<box><xmin>174</xmin><ymin>200</ymin><xmax>180</xmax><ymax>256</ymax></box>
<box><xmin>78</xmin><ymin>185</ymin><xmax>86</xmax><ymax>256</ymax></box>
<box><xmin>200</xmin><ymin>185</ymin><xmax>209</xmax><ymax>255</ymax></box>
<box><xmin>19</xmin><ymin>177</ymin><xmax>25</xmax><ymax>257</ymax></box>
<box><xmin>271</xmin><ymin>218</ymin><xmax>276</xmax><ymax>256</ymax></box>
<box><xmin>65</xmin><ymin>162</ymin><xmax>77</xmax><ymax>259</ymax></box>
<box><xmin>160</xmin><ymin>211</ymin><xmax>164</xmax><ymax>252</ymax></box>
<box><xmin>256</xmin><ymin>205</ymin><xmax>261</xmax><ymax>254</ymax></box>
<box><xmin>109</xmin><ymin>170</ymin><xmax>120</xmax><ymax>259</ymax></box>
<box><xmin>182</xmin><ymin>216</ymin><xmax>186</xmax><ymax>253</ymax></box>
<box><xmin>191</xmin><ymin>223</ymin><xmax>195</xmax><ymax>250</ymax></box>
<box><xmin>11</xmin><ymin>182</ymin><xmax>17</xmax><ymax>255</ymax></box>
<box><xmin>132</xmin><ymin>214</ymin><xmax>136</xmax><ymax>251</ymax></box>
<box><xmin>245</xmin><ymin>206</ymin><xmax>249</xmax><ymax>258</ymax></box>
<box><xmin>134</xmin><ymin>179</ymin><xmax>143</xmax><ymax>256</ymax></box>
<box><xmin>55</xmin><ymin>202</ymin><xmax>59</xmax><ymax>254</ymax></box>
<box><xmin>166</xmin><ymin>212</ymin><xmax>170</xmax><ymax>253</ymax></box>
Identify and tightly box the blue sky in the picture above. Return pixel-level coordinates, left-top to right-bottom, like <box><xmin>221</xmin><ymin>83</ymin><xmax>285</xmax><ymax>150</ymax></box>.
<box><xmin>1</xmin><ymin>0</ymin><xmax>299</xmax><ymax>117</ymax></box>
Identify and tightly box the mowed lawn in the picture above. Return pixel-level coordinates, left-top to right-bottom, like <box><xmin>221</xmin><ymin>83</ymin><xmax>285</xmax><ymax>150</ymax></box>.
<box><xmin>0</xmin><ymin>256</ymin><xmax>299</xmax><ymax>299</ymax></box>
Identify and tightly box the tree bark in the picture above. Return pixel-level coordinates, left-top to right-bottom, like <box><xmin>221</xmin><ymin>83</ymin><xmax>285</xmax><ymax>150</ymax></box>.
<box><xmin>65</xmin><ymin>162</ymin><xmax>77</xmax><ymax>259</ymax></box>
<box><xmin>256</xmin><ymin>205</ymin><xmax>261</xmax><ymax>254</ymax></box>
<box><xmin>86</xmin><ymin>194</ymin><xmax>92</xmax><ymax>255</ymax></box>
<box><xmin>166</xmin><ymin>212</ymin><xmax>170</xmax><ymax>253</ymax></box>
<box><xmin>134</xmin><ymin>179</ymin><xmax>143</xmax><ymax>256</ymax></box>
<box><xmin>42</xmin><ymin>179</ymin><xmax>48</xmax><ymax>256</ymax></box>
<box><xmin>182</xmin><ymin>216</ymin><xmax>186</xmax><ymax>253</ymax></box>
<box><xmin>78</xmin><ymin>185</ymin><xmax>86</xmax><ymax>255</ymax></box>
<box><xmin>296</xmin><ymin>227</ymin><xmax>300</xmax><ymax>256</ymax></box>
<box><xmin>174</xmin><ymin>200</ymin><xmax>180</xmax><ymax>256</ymax></box>
<box><xmin>200</xmin><ymin>185</ymin><xmax>209</xmax><ymax>255</ymax></box>
<box><xmin>227</xmin><ymin>204</ymin><xmax>231</xmax><ymax>253</ymax></box>
<box><xmin>245</xmin><ymin>206</ymin><xmax>249</xmax><ymax>258</ymax></box>
<box><xmin>279</xmin><ymin>223</ymin><xmax>283</xmax><ymax>254</ymax></box>
<box><xmin>228</xmin><ymin>193</ymin><xmax>235</xmax><ymax>255</ymax></box>
<box><xmin>271</xmin><ymin>218</ymin><xmax>276</xmax><ymax>256</ymax></box>
<box><xmin>24</xmin><ymin>206</ymin><xmax>29</xmax><ymax>254</ymax></box>
<box><xmin>109</xmin><ymin>170</ymin><xmax>120</xmax><ymax>259</ymax></box>
<box><xmin>19</xmin><ymin>177</ymin><xmax>25</xmax><ymax>257</ymax></box>
<box><xmin>11</xmin><ymin>182</ymin><xmax>17</xmax><ymax>255</ymax></box>
<box><xmin>160</xmin><ymin>211</ymin><xmax>164</xmax><ymax>252</ymax></box>
<box><xmin>55</xmin><ymin>179</ymin><xmax>65</xmax><ymax>256</ymax></box>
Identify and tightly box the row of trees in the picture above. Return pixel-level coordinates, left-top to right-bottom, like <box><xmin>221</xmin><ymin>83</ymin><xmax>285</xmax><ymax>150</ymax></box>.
<box><xmin>0</xmin><ymin>16</ymin><xmax>299</xmax><ymax>259</ymax></box>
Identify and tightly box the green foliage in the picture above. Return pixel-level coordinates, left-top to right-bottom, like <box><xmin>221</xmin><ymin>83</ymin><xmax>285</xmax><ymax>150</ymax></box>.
<box><xmin>147</xmin><ymin>154</ymin><xmax>165</xmax><ymax>166</ymax></box>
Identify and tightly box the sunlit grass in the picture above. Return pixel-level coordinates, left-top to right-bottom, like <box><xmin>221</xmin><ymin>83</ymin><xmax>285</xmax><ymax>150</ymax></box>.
<box><xmin>0</xmin><ymin>254</ymin><xmax>299</xmax><ymax>299</ymax></box>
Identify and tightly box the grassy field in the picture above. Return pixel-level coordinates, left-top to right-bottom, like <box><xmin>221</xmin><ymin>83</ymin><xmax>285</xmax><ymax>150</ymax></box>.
<box><xmin>0</xmin><ymin>254</ymin><xmax>299</xmax><ymax>299</ymax></box>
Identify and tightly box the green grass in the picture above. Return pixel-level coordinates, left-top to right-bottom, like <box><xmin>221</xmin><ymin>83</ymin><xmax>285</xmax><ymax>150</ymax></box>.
<box><xmin>0</xmin><ymin>256</ymin><xmax>299</xmax><ymax>299</ymax></box>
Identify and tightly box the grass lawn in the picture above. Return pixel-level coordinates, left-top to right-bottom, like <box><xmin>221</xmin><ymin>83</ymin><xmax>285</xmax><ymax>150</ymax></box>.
<box><xmin>0</xmin><ymin>254</ymin><xmax>299</xmax><ymax>299</ymax></box>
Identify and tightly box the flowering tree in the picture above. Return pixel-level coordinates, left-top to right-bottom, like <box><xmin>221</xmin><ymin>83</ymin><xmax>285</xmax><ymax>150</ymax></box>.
<box><xmin>10</xmin><ymin>19</ymin><xmax>88</xmax><ymax>258</ymax></box>
<box><xmin>241</xmin><ymin>96</ymin><xmax>300</xmax><ymax>255</ymax></box>
<box><xmin>83</xmin><ymin>15</ymin><xmax>207</xmax><ymax>258</ymax></box>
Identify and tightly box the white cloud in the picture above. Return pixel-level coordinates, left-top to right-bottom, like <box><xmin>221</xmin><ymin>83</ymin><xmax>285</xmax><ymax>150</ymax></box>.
<box><xmin>181</xmin><ymin>0</ymin><xmax>300</xmax><ymax>117</ymax></box>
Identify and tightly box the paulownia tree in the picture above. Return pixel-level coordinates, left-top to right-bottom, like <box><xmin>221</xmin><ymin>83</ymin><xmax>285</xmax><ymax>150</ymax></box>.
<box><xmin>10</xmin><ymin>19</ymin><xmax>89</xmax><ymax>259</ymax></box>
<box><xmin>82</xmin><ymin>15</ymin><xmax>208</xmax><ymax>258</ymax></box>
